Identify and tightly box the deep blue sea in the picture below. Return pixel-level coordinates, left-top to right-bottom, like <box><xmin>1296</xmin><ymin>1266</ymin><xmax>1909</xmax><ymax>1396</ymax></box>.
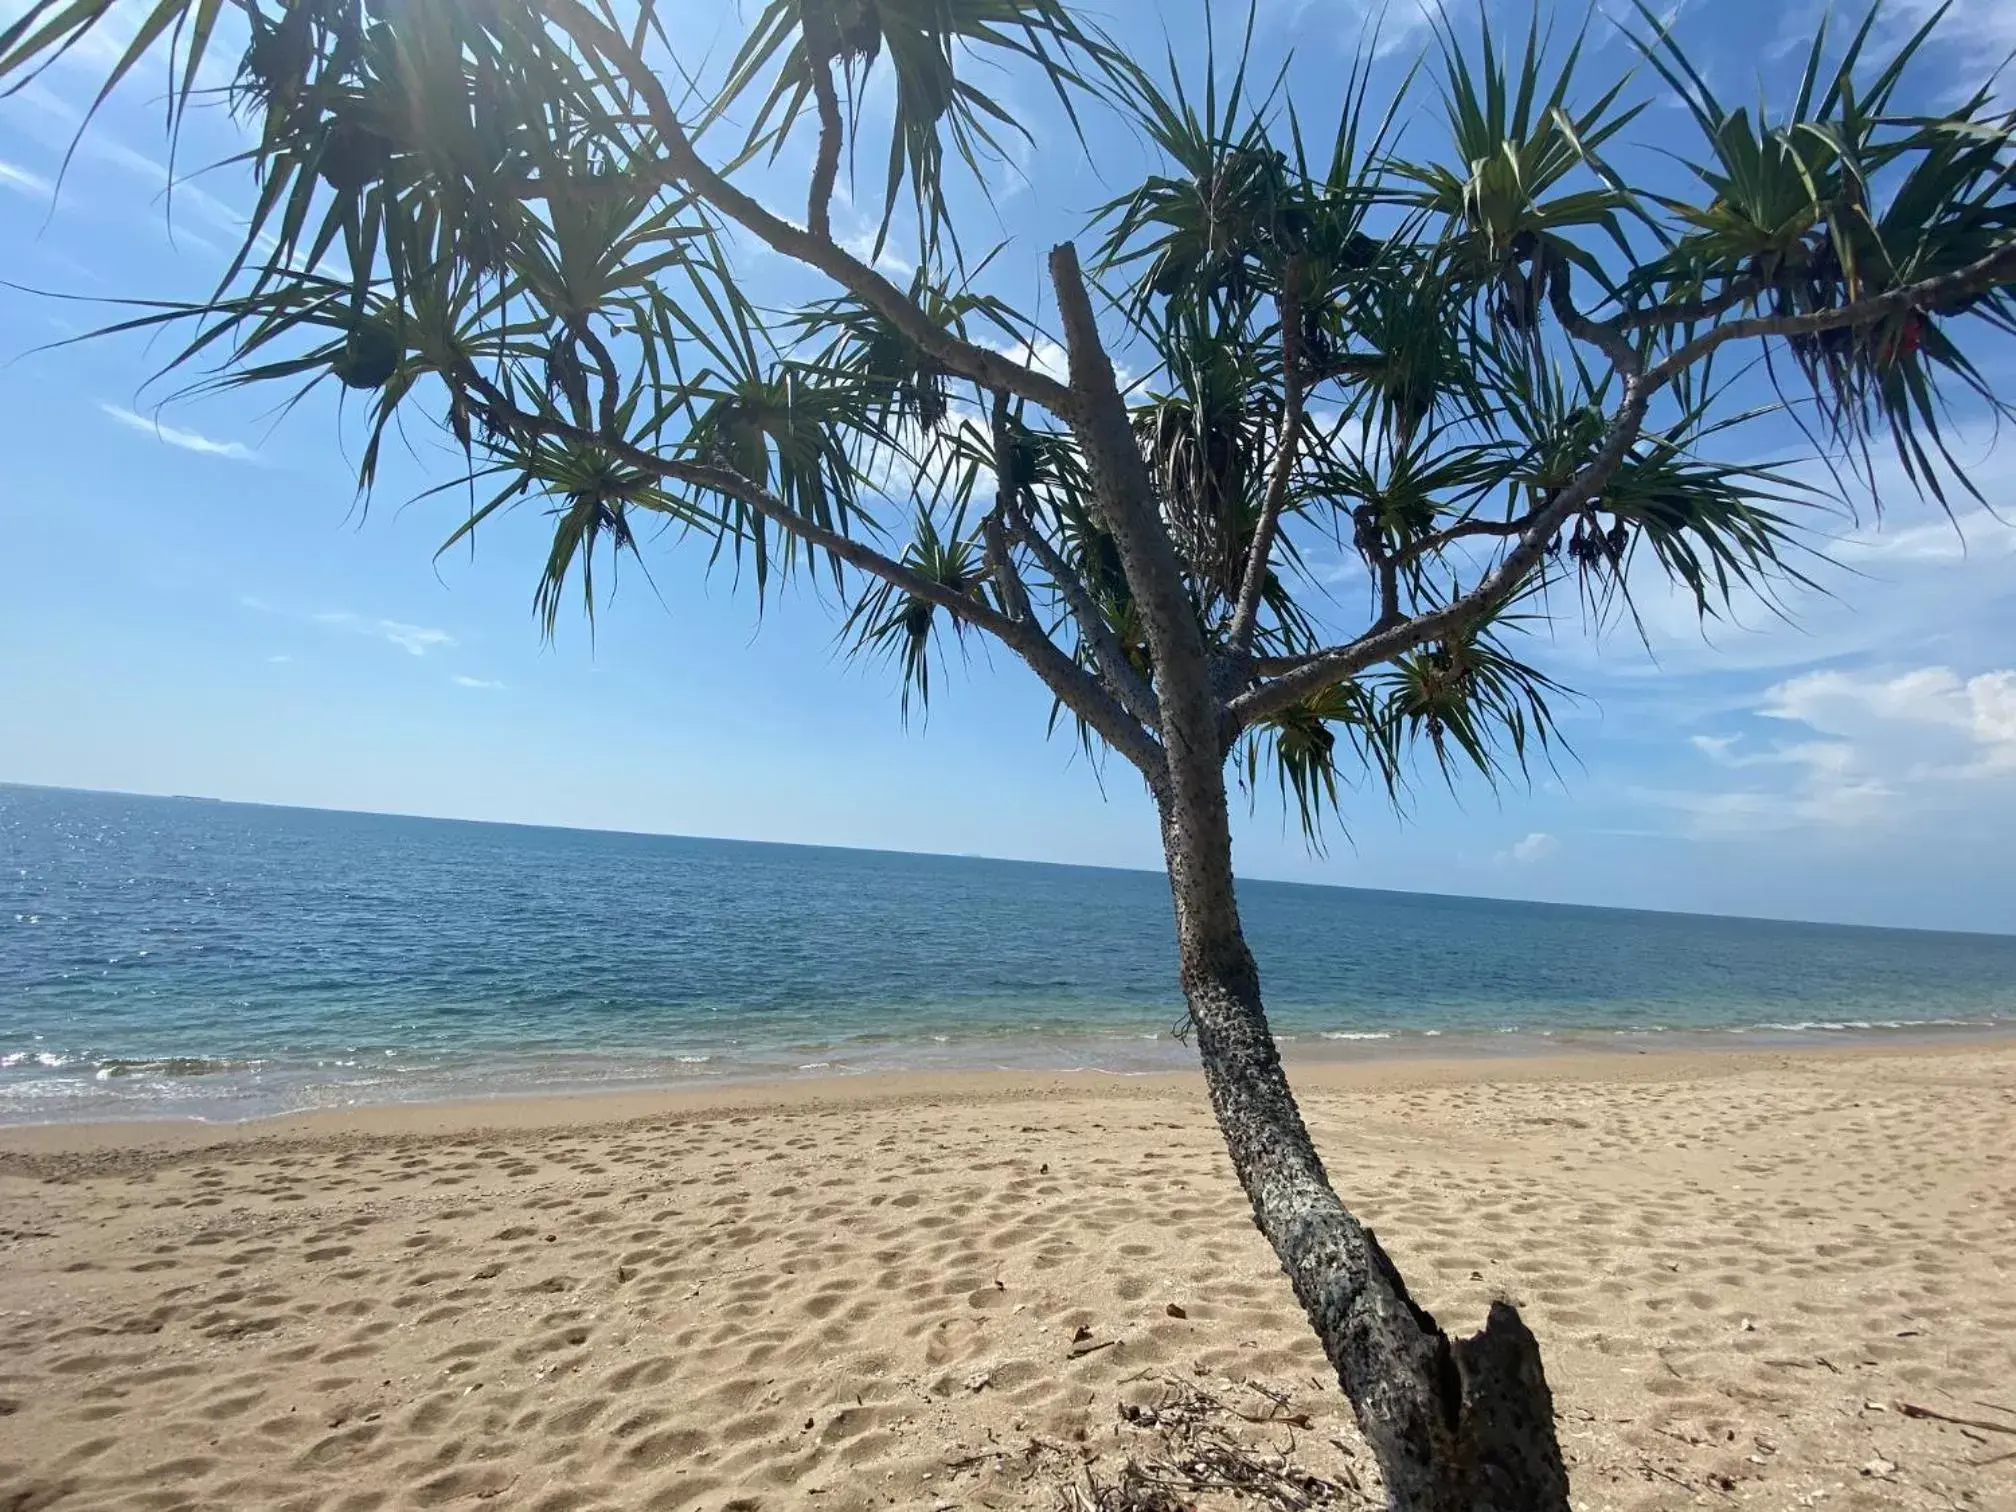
<box><xmin>3</xmin><ymin>784</ymin><xmax>2013</xmax><ymax>1123</ymax></box>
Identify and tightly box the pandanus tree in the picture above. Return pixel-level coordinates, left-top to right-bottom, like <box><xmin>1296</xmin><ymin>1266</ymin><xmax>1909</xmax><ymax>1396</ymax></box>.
<box><xmin>6</xmin><ymin>0</ymin><xmax>2013</xmax><ymax>1503</ymax></box>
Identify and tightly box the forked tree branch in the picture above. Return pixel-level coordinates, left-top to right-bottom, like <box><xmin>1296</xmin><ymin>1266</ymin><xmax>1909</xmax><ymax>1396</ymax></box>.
<box><xmin>982</xmin><ymin>393</ymin><xmax>1035</xmax><ymax>624</ymax></box>
<box><xmin>569</xmin><ymin>316</ymin><xmax>623</xmax><ymax>434</ymax></box>
<box><xmin>1227</xmin><ymin>376</ymin><xmax>1653</xmax><ymax>729</ymax></box>
<box><xmin>985</xmin><ymin>389</ymin><xmax>1160</xmax><ymax>727</ymax></box>
<box><xmin>1048</xmin><ymin>240</ymin><xmax>1238</xmax><ymax>785</ymax></box>
<box><xmin>980</xmin><ymin>505</ymin><xmax>1030</xmax><ymax>621</ymax></box>
<box><xmin>1229</xmin><ymin>240</ymin><xmax>2016</xmax><ymax>731</ymax></box>
<box><xmin>1547</xmin><ymin>263</ymin><xmax>1642</xmax><ymax>377</ymax></box>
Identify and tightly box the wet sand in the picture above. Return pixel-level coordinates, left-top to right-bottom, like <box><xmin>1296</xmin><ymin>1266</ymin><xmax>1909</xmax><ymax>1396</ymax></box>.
<box><xmin>1</xmin><ymin>1044</ymin><xmax>2012</xmax><ymax>1511</ymax></box>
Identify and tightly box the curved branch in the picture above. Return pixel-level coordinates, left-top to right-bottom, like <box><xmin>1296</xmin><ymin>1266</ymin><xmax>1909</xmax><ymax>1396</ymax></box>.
<box><xmin>462</xmin><ymin>381</ymin><xmax>1168</xmax><ymax>787</ymax></box>
<box><xmin>1648</xmin><ymin>240</ymin><xmax>2016</xmax><ymax>385</ymax></box>
<box><xmin>1227</xmin><ymin>261</ymin><xmax>1305</xmax><ymax>655</ymax></box>
<box><xmin>541</xmin><ymin>0</ymin><xmax>1074</xmax><ymax>417</ymax></box>
<box><xmin>806</xmin><ymin>55</ymin><xmax>843</xmax><ymax>244</ymax></box>
<box><xmin>1391</xmin><ymin>511</ymin><xmax>1540</xmax><ymax>568</ymax></box>
<box><xmin>1610</xmin><ymin>277</ymin><xmax>1764</xmax><ymax>332</ymax></box>
<box><xmin>1547</xmin><ymin>262</ymin><xmax>1642</xmax><ymax>377</ymax></box>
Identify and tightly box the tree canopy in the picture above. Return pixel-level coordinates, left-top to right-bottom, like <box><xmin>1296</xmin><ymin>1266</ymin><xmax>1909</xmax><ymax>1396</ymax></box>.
<box><xmin>3</xmin><ymin>0</ymin><xmax>2011</xmax><ymax>827</ymax></box>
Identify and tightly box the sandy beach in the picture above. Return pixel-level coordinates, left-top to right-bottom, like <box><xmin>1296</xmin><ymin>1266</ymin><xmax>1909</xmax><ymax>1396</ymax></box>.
<box><xmin>1</xmin><ymin>1043</ymin><xmax>2011</xmax><ymax>1512</ymax></box>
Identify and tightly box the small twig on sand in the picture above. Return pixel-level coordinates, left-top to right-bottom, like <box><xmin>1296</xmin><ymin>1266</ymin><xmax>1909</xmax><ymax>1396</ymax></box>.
<box><xmin>1897</xmin><ymin>1403</ymin><xmax>2016</xmax><ymax>1437</ymax></box>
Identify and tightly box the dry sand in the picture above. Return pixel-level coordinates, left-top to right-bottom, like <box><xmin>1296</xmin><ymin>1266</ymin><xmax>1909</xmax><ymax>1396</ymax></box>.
<box><xmin>1</xmin><ymin>1044</ymin><xmax>2012</xmax><ymax>1512</ymax></box>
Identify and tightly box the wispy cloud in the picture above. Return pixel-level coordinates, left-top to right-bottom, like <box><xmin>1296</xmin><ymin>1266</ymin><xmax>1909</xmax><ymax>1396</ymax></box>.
<box><xmin>309</xmin><ymin>612</ymin><xmax>457</xmax><ymax>658</ymax></box>
<box><xmin>1</xmin><ymin>0</ymin><xmax>242</xmax><ymax>99</ymax></box>
<box><xmin>10</xmin><ymin>81</ymin><xmax>255</xmax><ymax>255</ymax></box>
<box><xmin>822</xmin><ymin>181</ymin><xmax>919</xmax><ymax>278</ymax></box>
<box><xmin>100</xmin><ymin>403</ymin><xmax>257</xmax><ymax>462</ymax></box>
<box><xmin>1878</xmin><ymin>0</ymin><xmax>2016</xmax><ymax>107</ymax></box>
<box><xmin>240</xmin><ymin>597</ymin><xmax>462</xmax><ymax>659</ymax></box>
<box><xmin>1559</xmin><ymin>500</ymin><xmax>2016</xmax><ymax>683</ymax></box>
<box><xmin>0</xmin><ymin>159</ymin><xmax>52</xmax><ymax>198</ymax></box>
<box><xmin>452</xmin><ymin>675</ymin><xmax>506</xmax><ymax>690</ymax></box>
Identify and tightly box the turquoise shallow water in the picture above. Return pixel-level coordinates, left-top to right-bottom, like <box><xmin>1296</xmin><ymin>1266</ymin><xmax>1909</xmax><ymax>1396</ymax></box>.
<box><xmin>3</xmin><ymin>784</ymin><xmax>2013</xmax><ymax>1122</ymax></box>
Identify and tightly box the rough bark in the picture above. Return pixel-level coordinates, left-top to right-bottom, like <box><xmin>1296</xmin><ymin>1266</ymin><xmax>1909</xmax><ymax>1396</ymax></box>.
<box><xmin>1158</xmin><ymin>788</ymin><xmax>1571</xmax><ymax>1512</ymax></box>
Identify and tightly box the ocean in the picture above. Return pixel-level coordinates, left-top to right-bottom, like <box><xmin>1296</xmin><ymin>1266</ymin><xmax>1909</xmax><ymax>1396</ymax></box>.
<box><xmin>3</xmin><ymin>784</ymin><xmax>2012</xmax><ymax>1123</ymax></box>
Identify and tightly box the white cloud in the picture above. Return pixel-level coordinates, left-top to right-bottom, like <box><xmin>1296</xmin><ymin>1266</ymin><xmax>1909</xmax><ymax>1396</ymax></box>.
<box><xmin>1662</xmin><ymin>664</ymin><xmax>2016</xmax><ymax>838</ymax></box>
<box><xmin>1497</xmin><ymin>831</ymin><xmax>1560</xmax><ymax>864</ymax></box>
<box><xmin>1365</xmin><ymin>0</ymin><xmax>1437</xmax><ymax>58</ymax></box>
<box><xmin>8</xmin><ymin>81</ymin><xmax>252</xmax><ymax>254</ymax></box>
<box><xmin>1762</xmin><ymin>667</ymin><xmax>2016</xmax><ymax>779</ymax></box>
<box><xmin>0</xmin><ymin>160</ymin><xmax>52</xmax><ymax>197</ymax></box>
<box><xmin>1261</xmin><ymin>0</ymin><xmax>1434</xmax><ymax>57</ymax></box>
<box><xmin>837</xmin><ymin>229</ymin><xmax>916</xmax><ymax>280</ymax></box>
<box><xmin>1015</xmin><ymin>337</ymin><xmax>1071</xmax><ymax>385</ymax></box>
<box><xmin>379</xmin><ymin>623</ymin><xmax>455</xmax><ymax>657</ymax></box>
<box><xmin>452</xmin><ymin>675</ymin><xmax>506</xmax><ymax>690</ymax></box>
<box><xmin>100</xmin><ymin>403</ymin><xmax>257</xmax><ymax>461</ymax></box>
<box><xmin>821</xmin><ymin>179</ymin><xmax>920</xmax><ymax>279</ymax></box>
<box><xmin>987</xmin><ymin>335</ymin><xmax>1072</xmax><ymax>386</ymax></box>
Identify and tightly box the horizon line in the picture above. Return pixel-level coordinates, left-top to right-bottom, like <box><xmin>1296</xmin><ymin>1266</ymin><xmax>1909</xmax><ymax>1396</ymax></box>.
<box><xmin>5</xmin><ymin>779</ymin><xmax>2010</xmax><ymax>942</ymax></box>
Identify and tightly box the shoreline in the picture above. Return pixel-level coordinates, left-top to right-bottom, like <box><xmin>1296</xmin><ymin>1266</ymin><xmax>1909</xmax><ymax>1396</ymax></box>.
<box><xmin>3</xmin><ymin>1038</ymin><xmax>2009</xmax><ymax>1511</ymax></box>
<box><xmin>4</xmin><ymin>1028</ymin><xmax>2010</xmax><ymax>1153</ymax></box>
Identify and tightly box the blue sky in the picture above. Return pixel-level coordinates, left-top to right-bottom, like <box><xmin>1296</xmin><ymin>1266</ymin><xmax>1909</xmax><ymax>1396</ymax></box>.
<box><xmin>4</xmin><ymin>0</ymin><xmax>2016</xmax><ymax>933</ymax></box>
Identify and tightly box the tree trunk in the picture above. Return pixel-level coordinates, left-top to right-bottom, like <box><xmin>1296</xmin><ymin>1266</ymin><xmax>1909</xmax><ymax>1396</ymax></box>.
<box><xmin>1041</xmin><ymin>234</ymin><xmax>1568</xmax><ymax>1509</ymax></box>
<box><xmin>1158</xmin><ymin>784</ymin><xmax>1571</xmax><ymax>1512</ymax></box>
